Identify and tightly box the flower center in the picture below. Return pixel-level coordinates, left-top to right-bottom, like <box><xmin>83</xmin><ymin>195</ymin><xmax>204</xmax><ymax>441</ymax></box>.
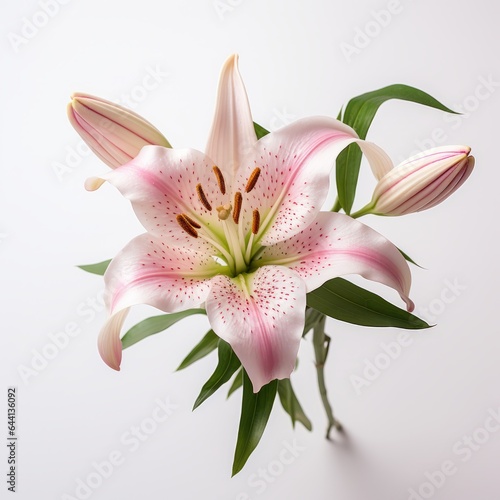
<box><xmin>175</xmin><ymin>166</ymin><xmax>263</xmax><ymax>276</ymax></box>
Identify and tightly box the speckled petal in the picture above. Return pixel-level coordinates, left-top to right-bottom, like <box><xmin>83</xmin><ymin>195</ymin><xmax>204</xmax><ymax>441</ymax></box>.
<box><xmin>257</xmin><ymin>212</ymin><xmax>413</xmax><ymax>311</ymax></box>
<box><xmin>206</xmin><ymin>266</ymin><xmax>306</xmax><ymax>392</ymax></box>
<box><xmin>102</xmin><ymin>145</ymin><xmax>233</xmax><ymax>243</ymax></box>
<box><xmin>97</xmin><ymin>233</ymin><xmax>223</xmax><ymax>370</ymax></box>
<box><xmin>234</xmin><ymin>117</ymin><xmax>392</xmax><ymax>246</ymax></box>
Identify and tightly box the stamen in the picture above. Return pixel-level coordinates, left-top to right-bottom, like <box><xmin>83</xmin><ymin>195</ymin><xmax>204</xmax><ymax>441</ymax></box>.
<box><xmin>233</xmin><ymin>192</ymin><xmax>242</xmax><ymax>224</ymax></box>
<box><xmin>252</xmin><ymin>209</ymin><xmax>260</xmax><ymax>234</ymax></box>
<box><xmin>196</xmin><ymin>184</ymin><xmax>212</xmax><ymax>211</ymax></box>
<box><xmin>176</xmin><ymin>214</ymin><xmax>198</xmax><ymax>238</ymax></box>
<box><xmin>245</xmin><ymin>167</ymin><xmax>261</xmax><ymax>193</ymax></box>
<box><xmin>212</xmin><ymin>166</ymin><xmax>226</xmax><ymax>195</ymax></box>
<box><xmin>216</xmin><ymin>204</ymin><xmax>232</xmax><ymax>221</ymax></box>
<box><xmin>183</xmin><ymin>214</ymin><xmax>201</xmax><ymax>229</ymax></box>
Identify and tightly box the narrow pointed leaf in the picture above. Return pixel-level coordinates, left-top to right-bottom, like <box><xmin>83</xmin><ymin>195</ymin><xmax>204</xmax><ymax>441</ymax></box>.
<box><xmin>307</xmin><ymin>278</ymin><xmax>430</xmax><ymax>329</ymax></box>
<box><xmin>336</xmin><ymin>144</ymin><xmax>362</xmax><ymax>215</ymax></box>
<box><xmin>121</xmin><ymin>309</ymin><xmax>205</xmax><ymax>349</ymax></box>
<box><xmin>398</xmin><ymin>248</ymin><xmax>425</xmax><ymax>269</ymax></box>
<box><xmin>193</xmin><ymin>339</ymin><xmax>241</xmax><ymax>410</ymax></box>
<box><xmin>278</xmin><ymin>379</ymin><xmax>312</xmax><ymax>431</ymax></box>
<box><xmin>176</xmin><ymin>329</ymin><xmax>219</xmax><ymax>371</ymax></box>
<box><xmin>337</xmin><ymin>84</ymin><xmax>457</xmax><ymax>214</ymax></box>
<box><xmin>232</xmin><ymin>372</ymin><xmax>278</xmax><ymax>476</ymax></box>
<box><xmin>227</xmin><ymin>368</ymin><xmax>243</xmax><ymax>398</ymax></box>
<box><xmin>343</xmin><ymin>84</ymin><xmax>456</xmax><ymax>139</ymax></box>
<box><xmin>253</xmin><ymin>122</ymin><xmax>270</xmax><ymax>139</ymax></box>
<box><xmin>77</xmin><ymin>259</ymin><xmax>111</xmax><ymax>275</ymax></box>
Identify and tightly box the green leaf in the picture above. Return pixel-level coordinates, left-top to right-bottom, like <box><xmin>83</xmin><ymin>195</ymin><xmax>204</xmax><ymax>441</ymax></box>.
<box><xmin>227</xmin><ymin>368</ymin><xmax>243</xmax><ymax>398</ymax></box>
<box><xmin>278</xmin><ymin>379</ymin><xmax>312</xmax><ymax>431</ymax></box>
<box><xmin>232</xmin><ymin>372</ymin><xmax>278</xmax><ymax>476</ymax></box>
<box><xmin>336</xmin><ymin>144</ymin><xmax>363</xmax><ymax>215</ymax></box>
<box><xmin>193</xmin><ymin>339</ymin><xmax>241</xmax><ymax>410</ymax></box>
<box><xmin>121</xmin><ymin>309</ymin><xmax>205</xmax><ymax>349</ymax></box>
<box><xmin>337</xmin><ymin>84</ymin><xmax>457</xmax><ymax>214</ymax></box>
<box><xmin>254</xmin><ymin>122</ymin><xmax>270</xmax><ymax>139</ymax></box>
<box><xmin>176</xmin><ymin>329</ymin><xmax>219</xmax><ymax>371</ymax></box>
<box><xmin>307</xmin><ymin>278</ymin><xmax>430</xmax><ymax>329</ymax></box>
<box><xmin>343</xmin><ymin>84</ymin><xmax>456</xmax><ymax>139</ymax></box>
<box><xmin>77</xmin><ymin>259</ymin><xmax>111</xmax><ymax>275</ymax></box>
<box><xmin>398</xmin><ymin>248</ymin><xmax>425</xmax><ymax>269</ymax></box>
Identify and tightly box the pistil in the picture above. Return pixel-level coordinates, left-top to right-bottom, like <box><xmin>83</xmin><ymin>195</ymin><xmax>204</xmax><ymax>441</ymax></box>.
<box><xmin>175</xmin><ymin>165</ymin><xmax>266</xmax><ymax>277</ymax></box>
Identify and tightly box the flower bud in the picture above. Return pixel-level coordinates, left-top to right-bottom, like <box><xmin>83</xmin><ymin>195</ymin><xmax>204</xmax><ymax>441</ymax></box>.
<box><xmin>67</xmin><ymin>93</ymin><xmax>171</xmax><ymax>169</ymax></box>
<box><xmin>365</xmin><ymin>146</ymin><xmax>474</xmax><ymax>216</ymax></box>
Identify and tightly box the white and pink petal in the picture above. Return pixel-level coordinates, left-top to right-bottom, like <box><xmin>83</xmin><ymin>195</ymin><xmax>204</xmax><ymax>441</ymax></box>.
<box><xmin>205</xmin><ymin>54</ymin><xmax>257</xmax><ymax>177</ymax></box>
<box><xmin>256</xmin><ymin>212</ymin><xmax>413</xmax><ymax>311</ymax></box>
<box><xmin>234</xmin><ymin>117</ymin><xmax>393</xmax><ymax>246</ymax></box>
<box><xmin>97</xmin><ymin>309</ymin><xmax>129</xmax><ymax>371</ymax></box>
<box><xmin>104</xmin><ymin>233</ymin><xmax>221</xmax><ymax>315</ymax></box>
<box><xmin>97</xmin><ymin>233</ymin><xmax>223</xmax><ymax>370</ymax></box>
<box><xmin>100</xmin><ymin>146</ymin><xmax>233</xmax><ymax>243</ymax></box>
<box><xmin>205</xmin><ymin>266</ymin><xmax>306</xmax><ymax>393</ymax></box>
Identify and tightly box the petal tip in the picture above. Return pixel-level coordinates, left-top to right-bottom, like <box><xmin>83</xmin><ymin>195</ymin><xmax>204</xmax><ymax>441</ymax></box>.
<box><xmin>406</xmin><ymin>297</ymin><xmax>415</xmax><ymax>313</ymax></box>
<box><xmin>84</xmin><ymin>176</ymin><xmax>106</xmax><ymax>191</ymax></box>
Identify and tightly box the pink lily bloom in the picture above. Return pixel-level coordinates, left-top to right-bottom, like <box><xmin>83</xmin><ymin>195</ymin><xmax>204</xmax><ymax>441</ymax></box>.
<box><xmin>90</xmin><ymin>55</ymin><xmax>414</xmax><ymax>392</ymax></box>
<box><xmin>67</xmin><ymin>93</ymin><xmax>170</xmax><ymax>170</ymax></box>
<box><xmin>356</xmin><ymin>146</ymin><xmax>474</xmax><ymax>217</ymax></box>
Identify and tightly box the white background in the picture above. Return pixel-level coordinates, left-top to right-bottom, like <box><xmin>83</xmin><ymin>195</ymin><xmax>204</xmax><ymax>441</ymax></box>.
<box><xmin>1</xmin><ymin>1</ymin><xmax>499</xmax><ymax>499</ymax></box>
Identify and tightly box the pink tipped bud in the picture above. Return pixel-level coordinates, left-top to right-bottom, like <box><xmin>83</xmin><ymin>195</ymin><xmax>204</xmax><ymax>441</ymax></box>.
<box><xmin>67</xmin><ymin>93</ymin><xmax>171</xmax><ymax>169</ymax></box>
<box><xmin>368</xmin><ymin>146</ymin><xmax>474</xmax><ymax>216</ymax></box>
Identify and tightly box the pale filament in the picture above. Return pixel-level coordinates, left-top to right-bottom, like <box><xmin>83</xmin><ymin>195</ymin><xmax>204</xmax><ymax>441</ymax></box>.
<box><xmin>175</xmin><ymin>165</ymin><xmax>265</xmax><ymax>276</ymax></box>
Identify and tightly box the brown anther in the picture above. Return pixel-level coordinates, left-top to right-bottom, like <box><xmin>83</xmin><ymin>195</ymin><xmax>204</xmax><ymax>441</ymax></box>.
<box><xmin>196</xmin><ymin>184</ymin><xmax>212</xmax><ymax>211</ymax></box>
<box><xmin>176</xmin><ymin>214</ymin><xmax>198</xmax><ymax>238</ymax></box>
<box><xmin>183</xmin><ymin>214</ymin><xmax>201</xmax><ymax>229</ymax></box>
<box><xmin>233</xmin><ymin>192</ymin><xmax>242</xmax><ymax>224</ymax></box>
<box><xmin>212</xmin><ymin>166</ymin><xmax>226</xmax><ymax>195</ymax></box>
<box><xmin>245</xmin><ymin>167</ymin><xmax>261</xmax><ymax>193</ymax></box>
<box><xmin>252</xmin><ymin>209</ymin><xmax>260</xmax><ymax>234</ymax></box>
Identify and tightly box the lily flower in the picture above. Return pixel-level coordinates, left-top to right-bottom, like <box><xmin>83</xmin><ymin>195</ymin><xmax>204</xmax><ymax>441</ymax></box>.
<box><xmin>88</xmin><ymin>55</ymin><xmax>414</xmax><ymax>392</ymax></box>
<box><xmin>353</xmin><ymin>146</ymin><xmax>475</xmax><ymax>217</ymax></box>
<box><xmin>67</xmin><ymin>93</ymin><xmax>171</xmax><ymax>170</ymax></box>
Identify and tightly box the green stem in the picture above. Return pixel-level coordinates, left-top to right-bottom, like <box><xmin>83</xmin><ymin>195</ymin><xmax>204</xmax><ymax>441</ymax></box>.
<box><xmin>312</xmin><ymin>315</ymin><xmax>343</xmax><ymax>439</ymax></box>
<box><xmin>331</xmin><ymin>197</ymin><xmax>342</xmax><ymax>212</ymax></box>
<box><xmin>350</xmin><ymin>202</ymin><xmax>375</xmax><ymax>219</ymax></box>
<box><xmin>303</xmin><ymin>307</ymin><xmax>324</xmax><ymax>338</ymax></box>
